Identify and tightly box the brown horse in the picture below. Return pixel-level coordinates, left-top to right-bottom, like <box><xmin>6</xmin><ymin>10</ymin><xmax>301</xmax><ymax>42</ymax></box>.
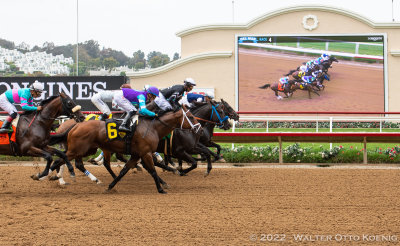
<box><xmin>258</xmin><ymin>80</ymin><xmax>295</xmax><ymax>100</ymax></box>
<box><xmin>42</xmin><ymin>106</ymin><xmax>201</xmax><ymax>193</ymax></box>
<box><xmin>2</xmin><ymin>93</ymin><xmax>84</xmax><ymax>180</ymax></box>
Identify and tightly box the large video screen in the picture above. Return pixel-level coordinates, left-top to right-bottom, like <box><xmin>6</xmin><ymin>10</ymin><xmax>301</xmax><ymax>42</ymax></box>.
<box><xmin>236</xmin><ymin>34</ymin><xmax>386</xmax><ymax>112</ymax></box>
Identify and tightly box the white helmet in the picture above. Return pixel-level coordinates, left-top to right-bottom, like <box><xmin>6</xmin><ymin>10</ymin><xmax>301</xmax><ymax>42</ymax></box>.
<box><xmin>30</xmin><ymin>80</ymin><xmax>46</xmax><ymax>92</ymax></box>
<box><xmin>205</xmin><ymin>91</ymin><xmax>214</xmax><ymax>99</ymax></box>
<box><xmin>184</xmin><ymin>77</ymin><xmax>196</xmax><ymax>86</ymax></box>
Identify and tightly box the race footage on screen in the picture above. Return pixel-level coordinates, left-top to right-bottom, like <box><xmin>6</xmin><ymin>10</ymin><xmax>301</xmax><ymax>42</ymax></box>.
<box><xmin>237</xmin><ymin>35</ymin><xmax>385</xmax><ymax>112</ymax></box>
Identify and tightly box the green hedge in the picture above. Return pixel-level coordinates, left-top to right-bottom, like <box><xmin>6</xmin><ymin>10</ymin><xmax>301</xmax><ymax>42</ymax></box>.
<box><xmin>221</xmin><ymin>143</ymin><xmax>400</xmax><ymax>163</ymax></box>
<box><xmin>235</xmin><ymin>121</ymin><xmax>400</xmax><ymax>129</ymax></box>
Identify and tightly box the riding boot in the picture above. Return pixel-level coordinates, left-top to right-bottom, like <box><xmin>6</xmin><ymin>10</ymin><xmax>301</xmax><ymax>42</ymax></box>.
<box><xmin>0</xmin><ymin>121</ymin><xmax>11</xmax><ymax>134</ymax></box>
<box><xmin>118</xmin><ymin>111</ymin><xmax>136</xmax><ymax>132</ymax></box>
<box><xmin>98</xmin><ymin>113</ymin><xmax>109</xmax><ymax>121</ymax></box>
<box><xmin>0</xmin><ymin>112</ymin><xmax>17</xmax><ymax>134</ymax></box>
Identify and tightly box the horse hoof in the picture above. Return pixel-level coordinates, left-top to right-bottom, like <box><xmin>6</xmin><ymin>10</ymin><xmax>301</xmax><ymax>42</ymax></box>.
<box><xmin>162</xmin><ymin>183</ymin><xmax>170</xmax><ymax>189</ymax></box>
<box><xmin>158</xmin><ymin>189</ymin><xmax>167</xmax><ymax>194</ymax></box>
<box><xmin>30</xmin><ymin>174</ymin><xmax>39</xmax><ymax>181</ymax></box>
<box><xmin>204</xmin><ymin>172</ymin><xmax>210</xmax><ymax>177</ymax></box>
<box><xmin>49</xmin><ymin>175</ymin><xmax>59</xmax><ymax>181</ymax></box>
<box><xmin>179</xmin><ymin>172</ymin><xmax>187</xmax><ymax>176</ymax></box>
<box><xmin>173</xmin><ymin>169</ymin><xmax>181</xmax><ymax>176</ymax></box>
<box><xmin>218</xmin><ymin>158</ymin><xmax>226</xmax><ymax>163</ymax></box>
<box><xmin>96</xmin><ymin>179</ymin><xmax>103</xmax><ymax>185</ymax></box>
<box><xmin>104</xmin><ymin>188</ymin><xmax>117</xmax><ymax>194</ymax></box>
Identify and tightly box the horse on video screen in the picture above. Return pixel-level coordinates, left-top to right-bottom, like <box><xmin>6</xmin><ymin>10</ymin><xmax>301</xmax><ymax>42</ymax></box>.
<box><xmin>258</xmin><ymin>80</ymin><xmax>296</xmax><ymax>100</ymax></box>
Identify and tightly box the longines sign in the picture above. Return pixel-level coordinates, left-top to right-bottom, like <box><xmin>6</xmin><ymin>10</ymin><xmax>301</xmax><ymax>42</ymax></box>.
<box><xmin>0</xmin><ymin>76</ymin><xmax>125</xmax><ymax>111</ymax></box>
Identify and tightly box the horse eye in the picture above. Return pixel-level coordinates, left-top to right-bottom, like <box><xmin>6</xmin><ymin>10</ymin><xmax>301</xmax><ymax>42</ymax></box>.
<box><xmin>67</xmin><ymin>102</ymin><xmax>73</xmax><ymax>108</ymax></box>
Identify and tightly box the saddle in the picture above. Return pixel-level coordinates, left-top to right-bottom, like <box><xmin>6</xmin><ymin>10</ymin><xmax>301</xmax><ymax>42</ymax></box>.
<box><xmin>277</xmin><ymin>82</ymin><xmax>285</xmax><ymax>92</ymax></box>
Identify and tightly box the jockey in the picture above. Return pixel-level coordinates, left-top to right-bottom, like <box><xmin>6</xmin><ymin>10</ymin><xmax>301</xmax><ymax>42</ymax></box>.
<box><xmin>279</xmin><ymin>76</ymin><xmax>290</xmax><ymax>84</ymax></box>
<box><xmin>299</xmin><ymin>65</ymin><xmax>309</xmax><ymax>73</ymax></box>
<box><xmin>306</xmin><ymin>60</ymin><xmax>314</xmax><ymax>69</ymax></box>
<box><xmin>116</xmin><ymin>86</ymin><xmax>159</xmax><ymax>132</ymax></box>
<box><xmin>0</xmin><ymin>80</ymin><xmax>44</xmax><ymax>133</ymax></box>
<box><xmin>155</xmin><ymin>78</ymin><xmax>196</xmax><ymax>111</ymax></box>
<box><xmin>321</xmin><ymin>53</ymin><xmax>330</xmax><ymax>61</ymax></box>
<box><xmin>91</xmin><ymin>84</ymin><xmax>132</xmax><ymax>121</ymax></box>
<box><xmin>181</xmin><ymin>91</ymin><xmax>214</xmax><ymax>108</ymax></box>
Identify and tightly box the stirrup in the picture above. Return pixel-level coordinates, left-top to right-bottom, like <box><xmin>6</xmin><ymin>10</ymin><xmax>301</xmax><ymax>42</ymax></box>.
<box><xmin>118</xmin><ymin>125</ymin><xmax>131</xmax><ymax>132</ymax></box>
<box><xmin>0</xmin><ymin>128</ymin><xmax>11</xmax><ymax>134</ymax></box>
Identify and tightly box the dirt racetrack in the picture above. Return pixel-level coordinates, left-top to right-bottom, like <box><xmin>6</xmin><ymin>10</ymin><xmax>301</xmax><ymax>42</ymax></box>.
<box><xmin>238</xmin><ymin>48</ymin><xmax>384</xmax><ymax>112</ymax></box>
<box><xmin>0</xmin><ymin>163</ymin><xmax>399</xmax><ymax>245</ymax></box>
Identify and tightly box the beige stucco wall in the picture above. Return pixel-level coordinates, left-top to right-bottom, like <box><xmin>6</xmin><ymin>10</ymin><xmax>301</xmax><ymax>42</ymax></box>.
<box><xmin>127</xmin><ymin>5</ymin><xmax>400</xmax><ymax>111</ymax></box>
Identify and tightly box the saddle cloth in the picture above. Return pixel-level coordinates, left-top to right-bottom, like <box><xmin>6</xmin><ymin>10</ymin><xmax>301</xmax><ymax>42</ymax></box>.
<box><xmin>278</xmin><ymin>82</ymin><xmax>285</xmax><ymax>92</ymax></box>
<box><xmin>104</xmin><ymin>118</ymin><xmax>138</xmax><ymax>141</ymax></box>
<box><xmin>0</xmin><ymin>121</ymin><xmax>16</xmax><ymax>144</ymax></box>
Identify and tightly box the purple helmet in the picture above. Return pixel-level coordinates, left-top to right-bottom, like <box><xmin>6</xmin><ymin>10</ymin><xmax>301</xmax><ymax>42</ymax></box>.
<box><xmin>146</xmin><ymin>86</ymin><xmax>159</xmax><ymax>97</ymax></box>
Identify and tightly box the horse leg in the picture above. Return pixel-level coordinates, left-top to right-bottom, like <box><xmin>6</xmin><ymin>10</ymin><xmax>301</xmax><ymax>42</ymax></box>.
<box><xmin>152</xmin><ymin>157</ymin><xmax>180</xmax><ymax>175</ymax></box>
<box><xmin>108</xmin><ymin>155</ymin><xmax>140</xmax><ymax>191</ymax></box>
<box><xmin>178</xmin><ymin>151</ymin><xmax>198</xmax><ymax>176</ymax></box>
<box><xmin>140</xmin><ymin>152</ymin><xmax>166</xmax><ymax>194</ymax></box>
<box><xmin>28</xmin><ymin>147</ymin><xmax>53</xmax><ymax>180</ymax></box>
<box><xmin>75</xmin><ymin>157</ymin><xmax>102</xmax><ymax>184</ymax></box>
<box><xmin>140</xmin><ymin>160</ymin><xmax>170</xmax><ymax>189</ymax></box>
<box><xmin>43</xmin><ymin>146</ymin><xmax>76</xmax><ymax>178</ymax></box>
<box><xmin>102</xmin><ymin>150</ymin><xmax>117</xmax><ymax>179</ymax></box>
<box><xmin>196</xmin><ymin>144</ymin><xmax>213</xmax><ymax>176</ymax></box>
<box><xmin>274</xmin><ymin>91</ymin><xmax>282</xmax><ymax>100</ymax></box>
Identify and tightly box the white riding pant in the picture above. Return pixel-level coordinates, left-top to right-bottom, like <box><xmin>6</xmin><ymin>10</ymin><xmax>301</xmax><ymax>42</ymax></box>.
<box><xmin>113</xmin><ymin>90</ymin><xmax>137</xmax><ymax>112</ymax></box>
<box><xmin>154</xmin><ymin>93</ymin><xmax>172</xmax><ymax>111</ymax></box>
<box><xmin>91</xmin><ymin>90</ymin><xmax>119</xmax><ymax>115</ymax></box>
<box><xmin>0</xmin><ymin>94</ymin><xmax>18</xmax><ymax>115</ymax></box>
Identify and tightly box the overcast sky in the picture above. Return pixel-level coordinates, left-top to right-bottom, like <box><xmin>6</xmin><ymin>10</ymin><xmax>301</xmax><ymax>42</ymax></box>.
<box><xmin>1</xmin><ymin>0</ymin><xmax>399</xmax><ymax>58</ymax></box>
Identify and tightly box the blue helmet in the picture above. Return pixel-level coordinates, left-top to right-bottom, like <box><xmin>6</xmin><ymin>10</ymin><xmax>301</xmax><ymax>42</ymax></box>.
<box><xmin>321</xmin><ymin>53</ymin><xmax>329</xmax><ymax>58</ymax></box>
<box><xmin>146</xmin><ymin>86</ymin><xmax>159</xmax><ymax>97</ymax></box>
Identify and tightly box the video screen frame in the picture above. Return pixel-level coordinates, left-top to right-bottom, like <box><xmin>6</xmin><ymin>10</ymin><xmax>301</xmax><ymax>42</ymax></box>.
<box><xmin>235</xmin><ymin>33</ymin><xmax>388</xmax><ymax>112</ymax></box>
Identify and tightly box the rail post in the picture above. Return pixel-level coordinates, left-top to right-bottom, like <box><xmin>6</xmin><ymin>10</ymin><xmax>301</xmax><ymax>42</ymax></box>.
<box><xmin>330</xmin><ymin>117</ymin><xmax>333</xmax><ymax>150</ymax></box>
<box><xmin>231</xmin><ymin>120</ymin><xmax>236</xmax><ymax>150</ymax></box>
<box><xmin>278</xmin><ymin>136</ymin><xmax>283</xmax><ymax>164</ymax></box>
<box><xmin>363</xmin><ymin>137</ymin><xmax>368</xmax><ymax>164</ymax></box>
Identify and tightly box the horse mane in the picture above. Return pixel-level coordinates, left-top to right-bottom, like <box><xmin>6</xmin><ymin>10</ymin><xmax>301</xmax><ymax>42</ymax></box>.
<box><xmin>40</xmin><ymin>95</ymin><xmax>59</xmax><ymax>106</ymax></box>
<box><xmin>190</xmin><ymin>101</ymin><xmax>211</xmax><ymax>114</ymax></box>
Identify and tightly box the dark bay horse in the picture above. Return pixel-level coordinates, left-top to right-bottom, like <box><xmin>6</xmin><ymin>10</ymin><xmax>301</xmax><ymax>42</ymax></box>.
<box><xmin>3</xmin><ymin>93</ymin><xmax>84</xmax><ymax>180</ymax></box>
<box><xmin>258</xmin><ymin>80</ymin><xmax>296</xmax><ymax>100</ymax></box>
<box><xmin>197</xmin><ymin>99</ymin><xmax>239</xmax><ymax>161</ymax></box>
<box><xmin>158</xmin><ymin>101</ymin><xmax>229</xmax><ymax>176</ymax></box>
<box><xmin>41</xmin><ymin>106</ymin><xmax>201</xmax><ymax>193</ymax></box>
<box><xmin>321</xmin><ymin>56</ymin><xmax>339</xmax><ymax>73</ymax></box>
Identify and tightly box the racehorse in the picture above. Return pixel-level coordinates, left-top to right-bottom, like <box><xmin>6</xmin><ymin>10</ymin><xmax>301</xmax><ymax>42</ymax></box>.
<box><xmin>40</xmin><ymin>105</ymin><xmax>201</xmax><ymax>193</ymax></box>
<box><xmin>3</xmin><ymin>93</ymin><xmax>84</xmax><ymax>180</ymax></box>
<box><xmin>258</xmin><ymin>80</ymin><xmax>296</xmax><ymax>100</ymax></box>
<box><xmin>158</xmin><ymin>100</ymin><xmax>229</xmax><ymax>176</ymax></box>
<box><xmin>320</xmin><ymin>56</ymin><xmax>339</xmax><ymax>73</ymax></box>
<box><xmin>291</xmin><ymin>81</ymin><xmax>320</xmax><ymax>99</ymax></box>
<box><xmin>197</xmin><ymin>98</ymin><xmax>239</xmax><ymax>161</ymax></box>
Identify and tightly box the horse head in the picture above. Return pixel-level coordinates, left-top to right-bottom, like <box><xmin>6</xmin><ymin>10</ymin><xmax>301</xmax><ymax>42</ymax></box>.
<box><xmin>209</xmin><ymin>100</ymin><xmax>230</xmax><ymax>130</ymax></box>
<box><xmin>37</xmin><ymin>93</ymin><xmax>84</xmax><ymax>122</ymax></box>
<box><xmin>58</xmin><ymin>93</ymin><xmax>85</xmax><ymax>122</ymax></box>
<box><xmin>220</xmin><ymin>98</ymin><xmax>239</xmax><ymax>121</ymax></box>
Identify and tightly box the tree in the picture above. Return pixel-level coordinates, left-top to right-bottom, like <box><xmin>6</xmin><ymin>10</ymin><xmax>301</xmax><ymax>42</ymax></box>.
<box><xmin>147</xmin><ymin>51</ymin><xmax>170</xmax><ymax>68</ymax></box>
<box><xmin>134</xmin><ymin>61</ymin><xmax>145</xmax><ymax>71</ymax></box>
<box><xmin>103</xmin><ymin>57</ymin><xmax>119</xmax><ymax>72</ymax></box>
<box><xmin>0</xmin><ymin>38</ymin><xmax>15</xmax><ymax>50</ymax></box>
<box><xmin>173</xmin><ymin>52</ymin><xmax>180</xmax><ymax>61</ymax></box>
<box><xmin>82</xmin><ymin>40</ymin><xmax>100</xmax><ymax>58</ymax></box>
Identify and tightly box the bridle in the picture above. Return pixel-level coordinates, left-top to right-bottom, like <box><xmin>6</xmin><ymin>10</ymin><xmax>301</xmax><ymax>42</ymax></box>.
<box><xmin>194</xmin><ymin>103</ymin><xmax>229</xmax><ymax>129</ymax></box>
<box><xmin>181</xmin><ymin>108</ymin><xmax>201</xmax><ymax>133</ymax></box>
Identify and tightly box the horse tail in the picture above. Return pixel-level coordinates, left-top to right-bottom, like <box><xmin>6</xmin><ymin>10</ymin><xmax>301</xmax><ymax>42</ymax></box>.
<box><xmin>259</xmin><ymin>84</ymin><xmax>271</xmax><ymax>89</ymax></box>
<box><xmin>285</xmin><ymin>69</ymin><xmax>296</xmax><ymax>76</ymax></box>
<box><xmin>48</xmin><ymin>125</ymin><xmax>75</xmax><ymax>146</ymax></box>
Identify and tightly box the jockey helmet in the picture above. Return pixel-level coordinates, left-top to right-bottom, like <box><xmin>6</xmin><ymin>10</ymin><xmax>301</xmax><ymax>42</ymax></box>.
<box><xmin>204</xmin><ymin>91</ymin><xmax>214</xmax><ymax>99</ymax></box>
<box><xmin>279</xmin><ymin>76</ymin><xmax>289</xmax><ymax>83</ymax></box>
<box><xmin>184</xmin><ymin>78</ymin><xmax>196</xmax><ymax>86</ymax></box>
<box><xmin>146</xmin><ymin>86</ymin><xmax>159</xmax><ymax>97</ymax></box>
<box><xmin>321</xmin><ymin>53</ymin><xmax>329</xmax><ymax>58</ymax></box>
<box><xmin>30</xmin><ymin>80</ymin><xmax>46</xmax><ymax>93</ymax></box>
